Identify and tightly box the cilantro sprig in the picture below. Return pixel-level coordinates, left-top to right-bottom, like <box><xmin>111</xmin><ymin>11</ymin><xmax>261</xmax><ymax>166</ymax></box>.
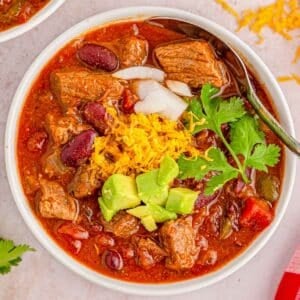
<box><xmin>0</xmin><ymin>239</ymin><xmax>34</xmax><ymax>275</ymax></box>
<box><xmin>179</xmin><ymin>84</ymin><xmax>280</xmax><ymax>195</ymax></box>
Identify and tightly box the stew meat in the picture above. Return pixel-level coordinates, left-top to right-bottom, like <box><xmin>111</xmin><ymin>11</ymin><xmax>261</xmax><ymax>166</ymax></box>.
<box><xmin>17</xmin><ymin>20</ymin><xmax>284</xmax><ymax>283</ymax></box>
<box><xmin>0</xmin><ymin>0</ymin><xmax>50</xmax><ymax>32</ymax></box>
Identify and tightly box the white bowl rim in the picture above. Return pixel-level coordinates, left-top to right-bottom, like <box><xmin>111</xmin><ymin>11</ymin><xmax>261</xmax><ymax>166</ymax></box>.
<box><xmin>5</xmin><ymin>6</ymin><xmax>296</xmax><ymax>296</ymax></box>
<box><xmin>0</xmin><ymin>0</ymin><xmax>65</xmax><ymax>43</ymax></box>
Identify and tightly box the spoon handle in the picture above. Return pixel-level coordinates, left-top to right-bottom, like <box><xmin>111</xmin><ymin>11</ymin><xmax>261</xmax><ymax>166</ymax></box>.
<box><xmin>248</xmin><ymin>89</ymin><xmax>300</xmax><ymax>156</ymax></box>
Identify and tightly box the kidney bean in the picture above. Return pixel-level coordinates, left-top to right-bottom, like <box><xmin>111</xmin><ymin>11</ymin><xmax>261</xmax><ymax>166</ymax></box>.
<box><xmin>83</xmin><ymin>102</ymin><xmax>109</xmax><ymax>135</ymax></box>
<box><xmin>61</xmin><ymin>129</ymin><xmax>97</xmax><ymax>167</ymax></box>
<box><xmin>77</xmin><ymin>43</ymin><xmax>119</xmax><ymax>72</ymax></box>
<box><xmin>102</xmin><ymin>249</ymin><xmax>123</xmax><ymax>271</ymax></box>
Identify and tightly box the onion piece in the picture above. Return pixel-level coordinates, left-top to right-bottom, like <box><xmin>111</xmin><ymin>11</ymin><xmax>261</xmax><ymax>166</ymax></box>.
<box><xmin>113</xmin><ymin>66</ymin><xmax>165</xmax><ymax>82</ymax></box>
<box><xmin>165</xmin><ymin>80</ymin><xmax>193</xmax><ymax>97</ymax></box>
<box><xmin>133</xmin><ymin>80</ymin><xmax>188</xmax><ymax>121</ymax></box>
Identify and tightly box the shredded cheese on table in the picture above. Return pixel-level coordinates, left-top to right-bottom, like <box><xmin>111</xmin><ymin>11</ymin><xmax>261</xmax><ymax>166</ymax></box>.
<box><xmin>91</xmin><ymin>106</ymin><xmax>203</xmax><ymax>180</ymax></box>
<box><xmin>293</xmin><ymin>46</ymin><xmax>300</xmax><ymax>63</ymax></box>
<box><xmin>277</xmin><ymin>74</ymin><xmax>300</xmax><ymax>84</ymax></box>
<box><xmin>215</xmin><ymin>0</ymin><xmax>300</xmax><ymax>43</ymax></box>
<box><xmin>215</xmin><ymin>0</ymin><xmax>240</xmax><ymax>19</ymax></box>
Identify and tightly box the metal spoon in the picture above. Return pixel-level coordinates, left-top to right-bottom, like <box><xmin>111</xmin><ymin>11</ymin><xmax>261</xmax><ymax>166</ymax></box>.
<box><xmin>148</xmin><ymin>17</ymin><xmax>300</xmax><ymax>156</ymax></box>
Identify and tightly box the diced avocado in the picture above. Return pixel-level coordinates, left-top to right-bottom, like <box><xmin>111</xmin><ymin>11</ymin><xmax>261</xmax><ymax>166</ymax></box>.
<box><xmin>127</xmin><ymin>203</ymin><xmax>177</xmax><ymax>223</ymax></box>
<box><xmin>136</xmin><ymin>169</ymin><xmax>168</xmax><ymax>205</ymax></box>
<box><xmin>102</xmin><ymin>174</ymin><xmax>140</xmax><ymax>211</ymax></box>
<box><xmin>146</xmin><ymin>203</ymin><xmax>177</xmax><ymax>223</ymax></box>
<box><xmin>98</xmin><ymin>197</ymin><xmax>116</xmax><ymax>221</ymax></box>
<box><xmin>158</xmin><ymin>156</ymin><xmax>179</xmax><ymax>186</ymax></box>
<box><xmin>166</xmin><ymin>187</ymin><xmax>198</xmax><ymax>214</ymax></box>
<box><xmin>141</xmin><ymin>215</ymin><xmax>157</xmax><ymax>232</ymax></box>
<box><xmin>127</xmin><ymin>206</ymin><xmax>150</xmax><ymax>218</ymax></box>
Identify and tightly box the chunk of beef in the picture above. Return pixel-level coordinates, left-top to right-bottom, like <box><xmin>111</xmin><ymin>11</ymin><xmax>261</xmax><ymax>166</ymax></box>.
<box><xmin>38</xmin><ymin>179</ymin><xmax>78</xmax><ymax>221</ymax></box>
<box><xmin>50</xmin><ymin>71</ymin><xmax>124</xmax><ymax>109</ymax></box>
<box><xmin>103</xmin><ymin>36</ymin><xmax>148</xmax><ymax>67</ymax></box>
<box><xmin>133</xmin><ymin>237</ymin><xmax>167</xmax><ymax>269</ymax></box>
<box><xmin>160</xmin><ymin>216</ymin><xmax>200</xmax><ymax>270</ymax></box>
<box><xmin>101</xmin><ymin>211</ymin><xmax>140</xmax><ymax>238</ymax></box>
<box><xmin>155</xmin><ymin>40</ymin><xmax>228</xmax><ymax>88</ymax></box>
<box><xmin>68</xmin><ymin>164</ymin><xmax>102</xmax><ymax>198</ymax></box>
<box><xmin>45</xmin><ymin>113</ymin><xmax>89</xmax><ymax>146</ymax></box>
<box><xmin>115</xmin><ymin>36</ymin><xmax>148</xmax><ymax>67</ymax></box>
<box><xmin>42</xmin><ymin>149</ymin><xmax>72</xmax><ymax>178</ymax></box>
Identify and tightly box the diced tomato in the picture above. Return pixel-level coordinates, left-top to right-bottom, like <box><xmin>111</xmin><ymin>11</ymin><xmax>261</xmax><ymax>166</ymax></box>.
<box><xmin>239</xmin><ymin>197</ymin><xmax>273</xmax><ymax>231</ymax></box>
<box><xmin>58</xmin><ymin>223</ymin><xmax>89</xmax><ymax>240</ymax></box>
<box><xmin>120</xmin><ymin>88</ymin><xmax>138</xmax><ymax>113</ymax></box>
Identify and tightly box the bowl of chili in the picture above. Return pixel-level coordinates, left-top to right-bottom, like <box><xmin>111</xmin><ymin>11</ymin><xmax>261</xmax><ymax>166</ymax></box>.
<box><xmin>5</xmin><ymin>6</ymin><xmax>296</xmax><ymax>295</ymax></box>
<box><xmin>0</xmin><ymin>0</ymin><xmax>65</xmax><ymax>43</ymax></box>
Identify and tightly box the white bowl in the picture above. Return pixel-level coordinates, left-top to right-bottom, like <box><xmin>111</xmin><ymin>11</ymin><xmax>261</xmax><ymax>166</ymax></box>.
<box><xmin>0</xmin><ymin>0</ymin><xmax>65</xmax><ymax>43</ymax></box>
<box><xmin>5</xmin><ymin>6</ymin><xmax>296</xmax><ymax>296</ymax></box>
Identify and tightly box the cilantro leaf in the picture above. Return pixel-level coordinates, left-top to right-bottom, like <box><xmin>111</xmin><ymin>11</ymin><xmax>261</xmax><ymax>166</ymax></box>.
<box><xmin>230</xmin><ymin>115</ymin><xmax>265</xmax><ymax>160</ymax></box>
<box><xmin>186</xmin><ymin>84</ymin><xmax>246</xmax><ymax>135</ymax></box>
<box><xmin>230</xmin><ymin>115</ymin><xmax>280</xmax><ymax>172</ymax></box>
<box><xmin>205</xmin><ymin>170</ymin><xmax>238</xmax><ymax>195</ymax></box>
<box><xmin>215</xmin><ymin>96</ymin><xmax>246</xmax><ymax>126</ymax></box>
<box><xmin>178</xmin><ymin>155</ymin><xmax>208</xmax><ymax>180</ymax></box>
<box><xmin>247</xmin><ymin>144</ymin><xmax>281</xmax><ymax>172</ymax></box>
<box><xmin>186</xmin><ymin>99</ymin><xmax>207</xmax><ymax>134</ymax></box>
<box><xmin>0</xmin><ymin>239</ymin><xmax>34</xmax><ymax>275</ymax></box>
<box><xmin>178</xmin><ymin>148</ymin><xmax>239</xmax><ymax>195</ymax></box>
<box><xmin>180</xmin><ymin>83</ymin><xmax>281</xmax><ymax>195</ymax></box>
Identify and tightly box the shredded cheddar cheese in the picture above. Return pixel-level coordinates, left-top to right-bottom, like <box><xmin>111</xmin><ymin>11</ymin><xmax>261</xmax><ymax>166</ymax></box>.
<box><xmin>215</xmin><ymin>0</ymin><xmax>300</xmax><ymax>43</ymax></box>
<box><xmin>91</xmin><ymin>106</ymin><xmax>203</xmax><ymax>179</ymax></box>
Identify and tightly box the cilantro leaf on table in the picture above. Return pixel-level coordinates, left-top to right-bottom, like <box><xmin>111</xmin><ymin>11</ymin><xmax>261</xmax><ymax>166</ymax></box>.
<box><xmin>0</xmin><ymin>239</ymin><xmax>34</xmax><ymax>275</ymax></box>
<box><xmin>180</xmin><ymin>83</ymin><xmax>281</xmax><ymax>195</ymax></box>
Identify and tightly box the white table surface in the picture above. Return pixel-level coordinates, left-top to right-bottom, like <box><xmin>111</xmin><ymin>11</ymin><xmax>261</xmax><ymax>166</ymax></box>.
<box><xmin>0</xmin><ymin>1</ymin><xmax>299</xmax><ymax>299</ymax></box>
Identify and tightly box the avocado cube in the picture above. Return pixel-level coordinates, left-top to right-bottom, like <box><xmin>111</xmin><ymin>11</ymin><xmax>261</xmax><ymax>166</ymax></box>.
<box><xmin>166</xmin><ymin>188</ymin><xmax>198</xmax><ymax>214</ymax></box>
<box><xmin>147</xmin><ymin>203</ymin><xmax>177</xmax><ymax>223</ymax></box>
<box><xmin>141</xmin><ymin>215</ymin><xmax>157</xmax><ymax>232</ymax></box>
<box><xmin>98</xmin><ymin>197</ymin><xmax>116</xmax><ymax>221</ymax></box>
<box><xmin>158</xmin><ymin>156</ymin><xmax>179</xmax><ymax>186</ymax></box>
<box><xmin>127</xmin><ymin>203</ymin><xmax>177</xmax><ymax>223</ymax></box>
<box><xmin>102</xmin><ymin>174</ymin><xmax>140</xmax><ymax>211</ymax></box>
<box><xmin>136</xmin><ymin>169</ymin><xmax>168</xmax><ymax>205</ymax></box>
<box><xmin>127</xmin><ymin>205</ymin><xmax>150</xmax><ymax>218</ymax></box>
